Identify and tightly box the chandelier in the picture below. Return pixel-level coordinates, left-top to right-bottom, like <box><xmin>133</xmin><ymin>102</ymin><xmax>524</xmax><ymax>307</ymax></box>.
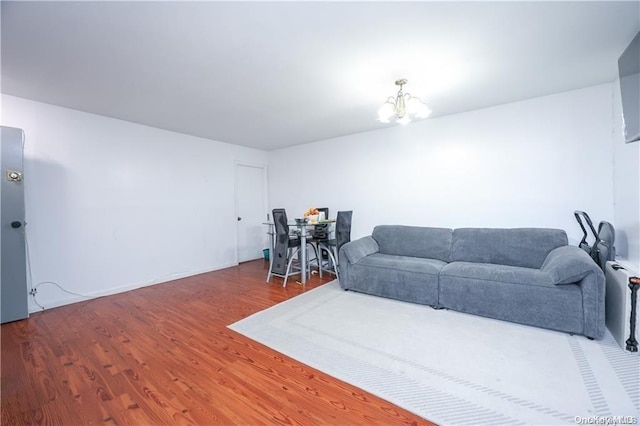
<box><xmin>377</xmin><ymin>78</ymin><xmax>431</xmax><ymax>125</ymax></box>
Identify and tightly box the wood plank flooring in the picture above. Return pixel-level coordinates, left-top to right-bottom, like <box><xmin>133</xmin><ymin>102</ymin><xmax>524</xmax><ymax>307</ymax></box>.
<box><xmin>1</xmin><ymin>260</ymin><xmax>433</xmax><ymax>425</ymax></box>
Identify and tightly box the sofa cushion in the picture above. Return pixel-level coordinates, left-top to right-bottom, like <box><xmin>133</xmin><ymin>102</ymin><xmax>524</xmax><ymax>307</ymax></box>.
<box><xmin>372</xmin><ymin>225</ymin><xmax>453</xmax><ymax>262</ymax></box>
<box><xmin>449</xmin><ymin>228</ymin><xmax>568</xmax><ymax>269</ymax></box>
<box><xmin>347</xmin><ymin>254</ymin><xmax>444</xmax><ymax>306</ymax></box>
<box><xmin>358</xmin><ymin>253</ymin><xmax>447</xmax><ymax>275</ymax></box>
<box><xmin>441</xmin><ymin>261</ymin><xmax>554</xmax><ymax>287</ymax></box>
<box><xmin>540</xmin><ymin>245</ymin><xmax>597</xmax><ymax>284</ymax></box>
<box><xmin>439</xmin><ymin>266</ymin><xmax>584</xmax><ymax>335</ymax></box>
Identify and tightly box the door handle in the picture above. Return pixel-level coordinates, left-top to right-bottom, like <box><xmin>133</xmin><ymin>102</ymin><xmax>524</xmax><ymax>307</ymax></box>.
<box><xmin>237</xmin><ymin>217</ymin><xmax>242</xmax><ymax>221</ymax></box>
<box><xmin>11</xmin><ymin>221</ymin><xmax>22</xmax><ymax>229</ymax></box>
<box><xmin>6</xmin><ymin>170</ymin><xmax>22</xmax><ymax>182</ymax></box>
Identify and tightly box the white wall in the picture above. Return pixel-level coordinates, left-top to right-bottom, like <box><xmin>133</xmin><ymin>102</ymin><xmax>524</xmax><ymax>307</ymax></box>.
<box><xmin>612</xmin><ymin>80</ymin><xmax>640</xmax><ymax>273</ymax></box>
<box><xmin>1</xmin><ymin>95</ymin><xmax>268</xmax><ymax>312</ymax></box>
<box><xmin>5</xmin><ymin>82</ymin><xmax>635</xmax><ymax>312</ymax></box>
<box><xmin>268</xmin><ymin>84</ymin><xmax>616</xmax><ymax>246</ymax></box>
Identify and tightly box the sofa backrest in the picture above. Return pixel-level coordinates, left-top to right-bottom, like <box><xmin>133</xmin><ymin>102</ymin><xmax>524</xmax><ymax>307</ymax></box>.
<box><xmin>450</xmin><ymin>228</ymin><xmax>568</xmax><ymax>269</ymax></box>
<box><xmin>372</xmin><ymin>225</ymin><xmax>453</xmax><ymax>262</ymax></box>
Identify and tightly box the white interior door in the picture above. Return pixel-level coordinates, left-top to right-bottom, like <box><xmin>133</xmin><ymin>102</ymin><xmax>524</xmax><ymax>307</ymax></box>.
<box><xmin>236</xmin><ymin>163</ymin><xmax>267</xmax><ymax>263</ymax></box>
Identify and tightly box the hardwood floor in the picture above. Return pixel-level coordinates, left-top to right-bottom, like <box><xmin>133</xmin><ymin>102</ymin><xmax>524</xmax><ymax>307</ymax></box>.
<box><xmin>2</xmin><ymin>260</ymin><xmax>433</xmax><ymax>425</ymax></box>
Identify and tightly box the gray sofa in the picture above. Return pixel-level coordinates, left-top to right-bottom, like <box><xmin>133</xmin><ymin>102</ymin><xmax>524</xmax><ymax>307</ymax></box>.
<box><xmin>338</xmin><ymin>225</ymin><xmax>606</xmax><ymax>339</ymax></box>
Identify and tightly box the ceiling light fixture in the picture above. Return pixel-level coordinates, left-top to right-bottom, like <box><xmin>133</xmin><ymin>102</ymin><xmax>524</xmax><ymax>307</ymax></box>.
<box><xmin>377</xmin><ymin>78</ymin><xmax>431</xmax><ymax>125</ymax></box>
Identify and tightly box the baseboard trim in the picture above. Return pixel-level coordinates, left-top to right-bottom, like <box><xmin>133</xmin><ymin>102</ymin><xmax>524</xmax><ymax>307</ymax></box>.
<box><xmin>27</xmin><ymin>262</ymin><xmax>239</xmax><ymax>314</ymax></box>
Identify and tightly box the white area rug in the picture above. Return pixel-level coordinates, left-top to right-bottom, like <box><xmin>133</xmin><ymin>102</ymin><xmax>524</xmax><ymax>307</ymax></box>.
<box><xmin>229</xmin><ymin>281</ymin><xmax>639</xmax><ymax>425</ymax></box>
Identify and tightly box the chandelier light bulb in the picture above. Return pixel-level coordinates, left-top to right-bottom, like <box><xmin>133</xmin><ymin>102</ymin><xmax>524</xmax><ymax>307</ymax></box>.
<box><xmin>415</xmin><ymin>103</ymin><xmax>432</xmax><ymax>119</ymax></box>
<box><xmin>406</xmin><ymin>96</ymin><xmax>422</xmax><ymax>115</ymax></box>
<box><xmin>377</xmin><ymin>102</ymin><xmax>395</xmax><ymax>123</ymax></box>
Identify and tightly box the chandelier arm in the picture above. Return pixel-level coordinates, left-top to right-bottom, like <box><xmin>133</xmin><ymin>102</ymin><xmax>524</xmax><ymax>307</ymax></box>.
<box><xmin>405</xmin><ymin>93</ymin><xmax>427</xmax><ymax>105</ymax></box>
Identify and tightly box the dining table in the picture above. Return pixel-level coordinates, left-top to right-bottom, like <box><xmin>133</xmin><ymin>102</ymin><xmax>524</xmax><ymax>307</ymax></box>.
<box><xmin>263</xmin><ymin>219</ymin><xmax>335</xmax><ymax>284</ymax></box>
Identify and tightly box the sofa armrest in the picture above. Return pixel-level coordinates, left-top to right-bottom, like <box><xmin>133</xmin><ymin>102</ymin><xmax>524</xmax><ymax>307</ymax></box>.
<box><xmin>340</xmin><ymin>236</ymin><xmax>379</xmax><ymax>264</ymax></box>
<box><xmin>540</xmin><ymin>245</ymin><xmax>598</xmax><ymax>284</ymax></box>
<box><xmin>541</xmin><ymin>245</ymin><xmax>605</xmax><ymax>339</ymax></box>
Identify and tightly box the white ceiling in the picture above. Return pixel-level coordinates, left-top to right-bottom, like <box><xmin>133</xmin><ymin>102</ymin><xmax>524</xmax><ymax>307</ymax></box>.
<box><xmin>2</xmin><ymin>1</ymin><xmax>639</xmax><ymax>151</ymax></box>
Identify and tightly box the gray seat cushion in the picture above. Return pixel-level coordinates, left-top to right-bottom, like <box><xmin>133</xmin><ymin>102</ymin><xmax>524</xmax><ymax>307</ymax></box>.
<box><xmin>440</xmin><ymin>261</ymin><xmax>584</xmax><ymax>334</ymax></box>
<box><xmin>347</xmin><ymin>253</ymin><xmax>446</xmax><ymax>306</ymax></box>
<box><xmin>440</xmin><ymin>261</ymin><xmax>554</xmax><ymax>287</ymax></box>
<box><xmin>358</xmin><ymin>253</ymin><xmax>447</xmax><ymax>275</ymax></box>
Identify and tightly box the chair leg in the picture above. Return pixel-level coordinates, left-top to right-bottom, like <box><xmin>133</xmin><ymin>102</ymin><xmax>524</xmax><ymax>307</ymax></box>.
<box><xmin>318</xmin><ymin>243</ymin><xmax>339</xmax><ymax>280</ymax></box>
<box><xmin>266</xmin><ymin>258</ymin><xmax>273</xmax><ymax>283</ymax></box>
<box><xmin>283</xmin><ymin>247</ymin><xmax>300</xmax><ymax>288</ymax></box>
<box><xmin>327</xmin><ymin>247</ymin><xmax>339</xmax><ymax>281</ymax></box>
<box><xmin>331</xmin><ymin>247</ymin><xmax>340</xmax><ymax>282</ymax></box>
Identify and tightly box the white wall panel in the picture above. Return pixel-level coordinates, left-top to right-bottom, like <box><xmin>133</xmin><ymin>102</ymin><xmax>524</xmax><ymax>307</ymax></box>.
<box><xmin>612</xmin><ymin>80</ymin><xmax>640</xmax><ymax>273</ymax></box>
<box><xmin>1</xmin><ymin>95</ymin><xmax>268</xmax><ymax>312</ymax></box>
<box><xmin>268</xmin><ymin>84</ymin><xmax>617</xmax><ymax>247</ymax></box>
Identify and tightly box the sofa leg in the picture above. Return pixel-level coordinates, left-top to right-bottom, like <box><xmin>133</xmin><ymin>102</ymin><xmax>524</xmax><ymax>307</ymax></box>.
<box><xmin>432</xmin><ymin>305</ymin><xmax>445</xmax><ymax>310</ymax></box>
<box><xmin>587</xmin><ymin>336</ymin><xmax>594</xmax><ymax>340</ymax></box>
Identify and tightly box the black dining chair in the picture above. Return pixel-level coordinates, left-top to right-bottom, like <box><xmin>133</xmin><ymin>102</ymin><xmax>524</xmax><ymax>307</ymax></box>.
<box><xmin>318</xmin><ymin>210</ymin><xmax>352</xmax><ymax>281</ymax></box>
<box><xmin>267</xmin><ymin>208</ymin><xmax>319</xmax><ymax>287</ymax></box>
<box><xmin>267</xmin><ymin>208</ymin><xmax>302</xmax><ymax>286</ymax></box>
<box><xmin>308</xmin><ymin>207</ymin><xmax>329</xmax><ymax>259</ymax></box>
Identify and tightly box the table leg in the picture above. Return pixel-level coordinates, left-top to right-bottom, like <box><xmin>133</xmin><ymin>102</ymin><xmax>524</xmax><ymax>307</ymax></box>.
<box><xmin>265</xmin><ymin>224</ymin><xmax>275</xmax><ymax>282</ymax></box>
<box><xmin>268</xmin><ymin>228</ymin><xmax>275</xmax><ymax>270</ymax></box>
<box><xmin>300</xmin><ymin>231</ymin><xmax>307</xmax><ymax>284</ymax></box>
